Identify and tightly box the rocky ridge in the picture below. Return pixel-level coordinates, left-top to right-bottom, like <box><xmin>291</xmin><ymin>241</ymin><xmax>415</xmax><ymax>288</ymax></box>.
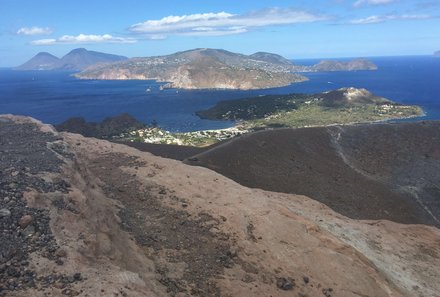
<box><xmin>1</xmin><ymin>115</ymin><xmax>439</xmax><ymax>297</ymax></box>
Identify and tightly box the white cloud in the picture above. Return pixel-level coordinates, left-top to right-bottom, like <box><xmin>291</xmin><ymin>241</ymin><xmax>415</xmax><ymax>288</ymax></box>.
<box><xmin>182</xmin><ymin>27</ymin><xmax>248</xmax><ymax>37</ymax></box>
<box><xmin>16</xmin><ymin>26</ymin><xmax>53</xmax><ymax>36</ymax></box>
<box><xmin>353</xmin><ymin>0</ymin><xmax>396</xmax><ymax>8</ymax></box>
<box><xmin>350</xmin><ymin>14</ymin><xmax>431</xmax><ymax>24</ymax></box>
<box><xmin>31</xmin><ymin>34</ymin><xmax>137</xmax><ymax>45</ymax></box>
<box><xmin>129</xmin><ymin>8</ymin><xmax>328</xmax><ymax>38</ymax></box>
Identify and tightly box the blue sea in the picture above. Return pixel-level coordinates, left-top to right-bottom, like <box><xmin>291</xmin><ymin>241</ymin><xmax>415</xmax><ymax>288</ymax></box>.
<box><xmin>0</xmin><ymin>55</ymin><xmax>439</xmax><ymax>132</ymax></box>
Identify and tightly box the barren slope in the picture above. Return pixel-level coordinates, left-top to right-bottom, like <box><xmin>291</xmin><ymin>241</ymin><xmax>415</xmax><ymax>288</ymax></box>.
<box><xmin>186</xmin><ymin>122</ymin><xmax>440</xmax><ymax>227</ymax></box>
<box><xmin>1</xmin><ymin>115</ymin><xmax>439</xmax><ymax>297</ymax></box>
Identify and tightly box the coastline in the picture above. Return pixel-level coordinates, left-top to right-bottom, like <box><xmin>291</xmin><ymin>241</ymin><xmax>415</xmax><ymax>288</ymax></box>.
<box><xmin>115</xmin><ymin>107</ymin><xmax>426</xmax><ymax>147</ymax></box>
<box><xmin>74</xmin><ymin>75</ymin><xmax>309</xmax><ymax>91</ymax></box>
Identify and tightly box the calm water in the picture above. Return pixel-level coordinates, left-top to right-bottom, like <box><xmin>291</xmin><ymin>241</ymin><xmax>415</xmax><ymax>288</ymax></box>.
<box><xmin>0</xmin><ymin>56</ymin><xmax>439</xmax><ymax>132</ymax></box>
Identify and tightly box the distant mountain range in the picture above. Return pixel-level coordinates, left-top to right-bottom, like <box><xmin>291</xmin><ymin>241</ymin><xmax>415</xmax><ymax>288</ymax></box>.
<box><xmin>15</xmin><ymin>47</ymin><xmax>378</xmax><ymax>90</ymax></box>
<box><xmin>434</xmin><ymin>50</ymin><xmax>440</xmax><ymax>57</ymax></box>
<box><xmin>15</xmin><ymin>48</ymin><xmax>127</xmax><ymax>71</ymax></box>
<box><xmin>75</xmin><ymin>48</ymin><xmax>377</xmax><ymax>90</ymax></box>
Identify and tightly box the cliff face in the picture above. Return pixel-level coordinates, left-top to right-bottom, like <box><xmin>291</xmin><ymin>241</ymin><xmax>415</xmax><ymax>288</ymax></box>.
<box><xmin>1</xmin><ymin>114</ymin><xmax>440</xmax><ymax>297</ymax></box>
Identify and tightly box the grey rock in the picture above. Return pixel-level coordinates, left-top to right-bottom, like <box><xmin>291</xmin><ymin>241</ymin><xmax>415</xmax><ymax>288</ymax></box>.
<box><xmin>0</xmin><ymin>208</ymin><xmax>11</xmax><ymax>218</ymax></box>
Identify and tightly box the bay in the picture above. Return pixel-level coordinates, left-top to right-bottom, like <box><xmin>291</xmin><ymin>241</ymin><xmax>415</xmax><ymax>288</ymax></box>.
<box><xmin>0</xmin><ymin>55</ymin><xmax>439</xmax><ymax>132</ymax></box>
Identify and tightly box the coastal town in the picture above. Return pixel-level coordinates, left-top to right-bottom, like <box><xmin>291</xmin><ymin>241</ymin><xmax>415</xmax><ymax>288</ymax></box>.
<box><xmin>116</xmin><ymin>125</ymin><xmax>250</xmax><ymax>146</ymax></box>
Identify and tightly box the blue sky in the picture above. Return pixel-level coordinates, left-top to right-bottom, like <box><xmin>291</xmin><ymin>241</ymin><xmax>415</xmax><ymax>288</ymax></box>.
<box><xmin>1</xmin><ymin>0</ymin><xmax>439</xmax><ymax>66</ymax></box>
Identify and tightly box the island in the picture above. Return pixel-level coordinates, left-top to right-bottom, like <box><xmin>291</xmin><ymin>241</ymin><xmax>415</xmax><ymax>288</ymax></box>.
<box><xmin>304</xmin><ymin>59</ymin><xmax>377</xmax><ymax>72</ymax></box>
<box><xmin>75</xmin><ymin>48</ymin><xmax>308</xmax><ymax>90</ymax></box>
<box><xmin>434</xmin><ymin>50</ymin><xmax>440</xmax><ymax>57</ymax></box>
<box><xmin>15</xmin><ymin>48</ymin><xmax>127</xmax><ymax>71</ymax></box>
<box><xmin>75</xmin><ymin>48</ymin><xmax>377</xmax><ymax>90</ymax></box>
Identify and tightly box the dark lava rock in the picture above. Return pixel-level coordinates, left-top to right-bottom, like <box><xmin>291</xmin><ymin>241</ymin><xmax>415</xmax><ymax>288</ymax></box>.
<box><xmin>0</xmin><ymin>118</ymin><xmax>77</xmax><ymax>293</ymax></box>
<box><xmin>303</xmin><ymin>276</ymin><xmax>309</xmax><ymax>284</ymax></box>
<box><xmin>322</xmin><ymin>287</ymin><xmax>333</xmax><ymax>297</ymax></box>
<box><xmin>276</xmin><ymin>277</ymin><xmax>295</xmax><ymax>290</ymax></box>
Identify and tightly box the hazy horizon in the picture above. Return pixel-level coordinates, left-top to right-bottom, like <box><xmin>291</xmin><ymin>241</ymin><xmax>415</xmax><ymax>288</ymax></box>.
<box><xmin>1</xmin><ymin>0</ymin><xmax>439</xmax><ymax>66</ymax></box>
<box><xmin>3</xmin><ymin>49</ymin><xmax>439</xmax><ymax>69</ymax></box>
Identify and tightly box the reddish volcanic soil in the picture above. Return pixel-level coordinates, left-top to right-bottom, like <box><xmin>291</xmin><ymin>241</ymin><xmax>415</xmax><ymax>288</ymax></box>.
<box><xmin>1</xmin><ymin>115</ymin><xmax>440</xmax><ymax>297</ymax></box>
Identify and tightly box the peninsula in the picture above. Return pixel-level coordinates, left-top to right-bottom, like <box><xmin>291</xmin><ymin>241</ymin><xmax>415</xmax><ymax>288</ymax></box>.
<box><xmin>197</xmin><ymin>87</ymin><xmax>423</xmax><ymax>129</ymax></box>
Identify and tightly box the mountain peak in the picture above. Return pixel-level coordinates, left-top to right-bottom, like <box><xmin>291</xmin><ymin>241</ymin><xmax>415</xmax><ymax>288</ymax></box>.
<box><xmin>35</xmin><ymin>52</ymin><xmax>58</xmax><ymax>57</ymax></box>
<box><xmin>68</xmin><ymin>48</ymin><xmax>88</xmax><ymax>54</ymax></box>
<box><xmin>15</xmin><ymin>48</ymin><xmax>128</xmax><ymax>71</ymax></box>
<box><xmin>14</xmin><ymin>52</ymin><xmax>60</xmax><ymax>70</ymax></box>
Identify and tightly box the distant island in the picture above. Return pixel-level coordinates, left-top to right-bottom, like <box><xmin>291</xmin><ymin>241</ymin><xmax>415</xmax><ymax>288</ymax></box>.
<box><xmin>75</xmin><ymin>48</ymin><xmax>308</xmax><ymax>90</ymax></box>
<box><xmin>75</xmin><ymin>48</ymin><xmax>377</xmax><ymax>90</ymax></box>
<box><xmin>298</xmin><ymin>59</ymin><xmax>377</xmax><ymax>72</ymax></box>
<box><xmin>15</xmin><ymin>47</ymin><xmax>378</xmax><ymax>90</ymax></box>
<box><xmin>434</xmin><ymin>50</ymin><xmax>440</xmax><ymax>57</ymax></box>
<box><xmin>15</xmin><ymin>48</ymin><xmax>127</xmax><ymax>71</ymax></box>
